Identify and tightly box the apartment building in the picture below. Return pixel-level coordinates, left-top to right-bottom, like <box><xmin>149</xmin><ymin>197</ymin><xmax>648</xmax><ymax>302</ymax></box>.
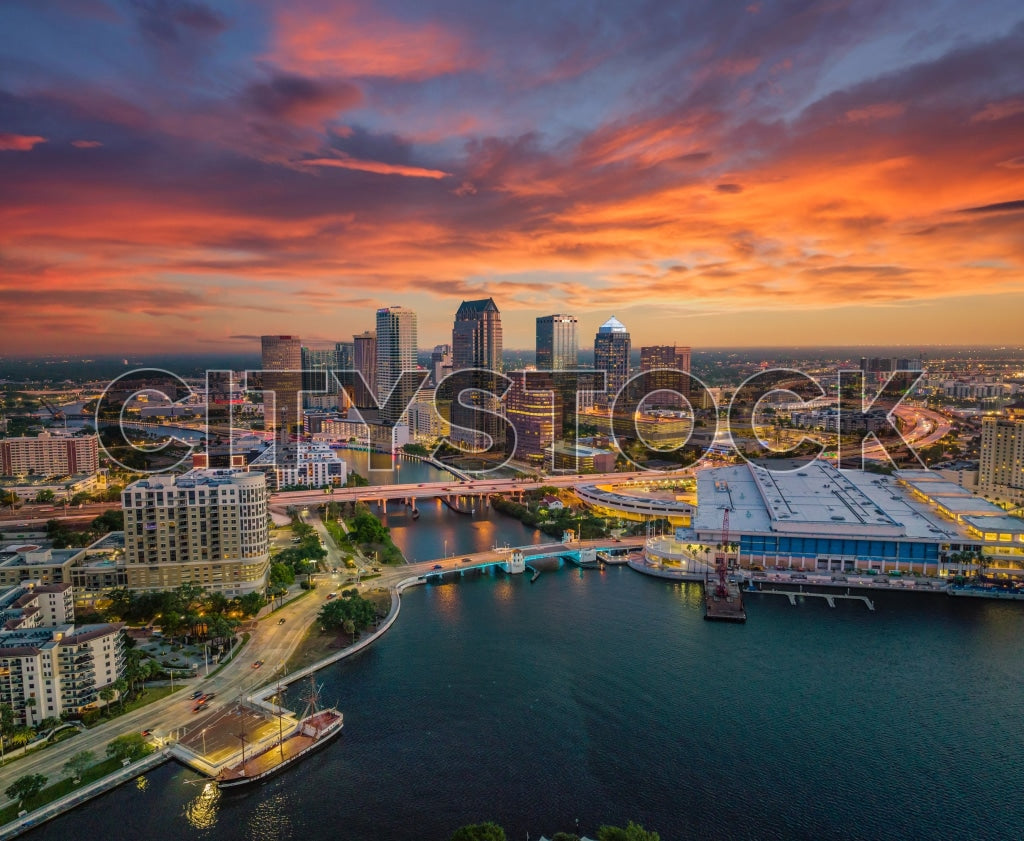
<box><xmin>122</xmin><ymin>468</ymin><xmax>269</xmax><ymax>595</ymax></box>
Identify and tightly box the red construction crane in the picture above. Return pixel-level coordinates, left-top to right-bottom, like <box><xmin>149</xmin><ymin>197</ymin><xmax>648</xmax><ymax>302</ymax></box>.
<box><xmin>714</xmin><ymin>507</ymin><xmax>730</xmax><ymax>597</ymax></box>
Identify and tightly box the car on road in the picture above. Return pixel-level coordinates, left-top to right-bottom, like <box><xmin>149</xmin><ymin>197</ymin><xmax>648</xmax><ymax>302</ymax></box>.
<box><xmin>140</xmin><ymin>729</ymin><xmax>152</xmax><ymax>737</ymax></box>
<box><xmin>252</xmin><ymin>660</ymin><xmax>264</xmax><ymax>669</ymax></box>
<box><xmin>189</xmin><ymin>691</ymin><xmax>203</xmax><ymax>700</ymax></box>
<box><xmin>433</xmin><ymin>564</ymin><xmax>443</xmax><ymax>570</ymax></box>
<box><xmin>278</xmin><ymin>617</ymin><xmax>286</xmax><ymax>624</ymax></box>
<box><xmin>462</xmin><ymin>558</ymin><xmax>472</xmax><ymax>563</ymax></box>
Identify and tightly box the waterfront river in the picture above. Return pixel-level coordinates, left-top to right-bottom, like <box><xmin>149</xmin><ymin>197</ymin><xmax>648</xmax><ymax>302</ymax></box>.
<box><xmin>28</xmin><ymin>563</ymin><xmax>1024</xmax><ymax>841</ymax></box>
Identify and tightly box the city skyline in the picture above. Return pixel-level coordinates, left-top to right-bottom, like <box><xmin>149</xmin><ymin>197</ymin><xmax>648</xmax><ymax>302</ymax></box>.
<box><xmin>1</xmin><ymin>2</ymin><xmax>1023</xmax><ymax>353</ymax></box>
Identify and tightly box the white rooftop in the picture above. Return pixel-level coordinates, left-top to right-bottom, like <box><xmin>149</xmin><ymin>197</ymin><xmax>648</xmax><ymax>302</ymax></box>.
<box><xmin>598</xmin><ymin>315</ymin><xmax>628</xmax><ymax>334</ymax></box>
<box><xmin>694</xmin><ymin>461</ymin><xmax>967</xmax><ymax>541</ymax></box>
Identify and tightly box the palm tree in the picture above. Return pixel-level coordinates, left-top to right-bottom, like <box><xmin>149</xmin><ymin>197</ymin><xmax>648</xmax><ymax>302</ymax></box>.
<box><xmin>8</xmin><ymin>727</ymin><xmax>34</xmax><ymax>748</ymax></box>
<box><xmin>98</xmin><ymin>688</ymin><xmax>116</xmax><ymax>716</ymax></box>
<box><xmin>23</xmin><ymin>697</ymin><xmax>37</xmax><ymax>726</ymax></box>
<box><xmin>113</xmin><ymin>678</ymin><xmax>128</xmax><ymax>711</ymax></box>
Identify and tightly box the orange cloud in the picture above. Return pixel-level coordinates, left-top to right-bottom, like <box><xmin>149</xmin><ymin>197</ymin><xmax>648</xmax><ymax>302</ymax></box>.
<box><xmin>300</xmin><ymin>156</ymin><xmax>450</xmax><ymax>178</ymax></box>
<box><xmin>0</xmin><ymin>133</ymin><xmax>47</xmax><ymax>151</ymax></box>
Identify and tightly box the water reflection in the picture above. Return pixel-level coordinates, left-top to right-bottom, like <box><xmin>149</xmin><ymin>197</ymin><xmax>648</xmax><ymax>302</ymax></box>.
<box><xmin>184</xmin><ymin>781</ymin><xmax>220</xmax><ymax>830</ymax></box>
<box><xmin>246</xmin><ymin>791</ymin><xmax>294</xmax><ymax>841</ymax></box>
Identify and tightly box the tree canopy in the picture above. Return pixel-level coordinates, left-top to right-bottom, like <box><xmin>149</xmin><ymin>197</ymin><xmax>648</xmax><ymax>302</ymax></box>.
<box><xmin>449</xmin><ymin>822</ymin><xmax>507</xmax><ymax>841</ymax></box>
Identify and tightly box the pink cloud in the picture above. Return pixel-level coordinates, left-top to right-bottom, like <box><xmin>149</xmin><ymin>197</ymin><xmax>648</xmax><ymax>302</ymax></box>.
<box><xmin>301</xmin><ymin>156</ymin><xmax>450</xmax><ymax>178</ymax></box>
<box><xmin>971</xmin><ymin>98</ymin><xmax>1024</xmax><ymax>123</ymax></box>
<box><xmin>268</xmin><ymin>4</ymin><xmax>476</xmax><ymax>80</ymax></box>
<box><xmin>844</xmin><ymin>103</ymin><xmax>906</xmax><ymax>124</ymax></box>
<box><xmin>71</xmin><ymin>139</ymin><xmax>103</xmax><ymax>148</ymax></box>
<box><xmin>0</xmin><ymin>133</ymin><xmax>47</xmax><ymax>151</ymax></box>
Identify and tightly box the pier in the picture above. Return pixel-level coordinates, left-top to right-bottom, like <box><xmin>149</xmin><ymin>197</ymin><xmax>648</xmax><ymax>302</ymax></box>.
<box><xmin>748</xmin><ymin>586</ymin><xmax>875</xmax><ymax>611</ymax></box>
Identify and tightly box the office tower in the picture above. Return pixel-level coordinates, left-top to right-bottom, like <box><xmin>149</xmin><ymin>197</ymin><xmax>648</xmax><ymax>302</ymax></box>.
<box><xmin>261</xmin><ymin>335</ymin><xmax>302</xmax><ymax>441</ymax></box>
<box><xmin>536</xmin><ymin>314</ymin><xmax>578</xmax><ymax>370</ymax></box>
<box><xmin>453</xmin><ymin>298</ymin><xmax>503</xmax><ymax>372</ymax></box>
<box><xmin>352</xmin><ymin>330</ymin><xmax>378</xmax><ymax>407</ymax></box>
<box><xmin>452</xmin><ymin>299</ymin><xmax>503</xmax><ymax>449</ymax></box>
<box><xmin>122</xmin><ymin>468</ymin><xmax>270</xmax><ymax>595</ymax></box>
<box><xmin>430</xmin><ymin>344</ymin><xmax>453</xmax><ymax>386</ymax></box>
<box><xmin>504</xmin><ymin>372</ymin><xmax>563</xmax><ymax>467</ymax></box>
<box><xmin>639</xmin><ymin>345</ymin><xmax>692</xmax><ymax>407</ymax></box>
<box><xmin>301</xmin><ymin>345</ymin><xmax>336</xmax><ymax>408</ymax></box>
<box><xmin>594</xmin><ymin>316</ymin><xmax>631</xmax><ymax>403</ymax></box>
<box><xmin>376</xmin><ymin>307</ymin><xmax>418</xmax><ymax>424</ymax></box>
<box><xmin>335</xmin><ymin>341</ymin><xmax>354</xmax><ymax>371</ymax></box>
<box><xmin>979</xmin><ymin>402</ymin><xmax>1024</xmax><ymax>503</ymax></box>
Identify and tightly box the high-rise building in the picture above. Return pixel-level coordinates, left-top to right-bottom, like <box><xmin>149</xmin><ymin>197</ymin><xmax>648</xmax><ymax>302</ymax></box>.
<box><xmin>122</xmin><ymin>468</ymin><xmax>270</xmax><ymax>595</ymax></box>
<box><xmin>453</xmin><ymin>298</ymin><xmax>503</xmax><ymax>371</ymax></box>
<box><xmin>979</xmin><ymin>402</ymin><xmax>1024</xmax><ymax>503</ymax></box>
<box><xmin>352</xmin><ymin>330</ymin><xmax>378</xmax><ymax>407</ymax></box>
<box><xmin>335</xmin><ymin>341</ymin><xmax>354</xmax><ymax>371</ymax></box>
<box><xmin>536</xmin><ymin>314</ymin><xmax>578</xmax><ymax>370</ymax></box>
<box><xmin>0</xmin><ymin>595</ymin><xmax>126</xmax><ymax>727</ymax></box>
<box><xmin>261</xmin><ymin>335</ymin><xmax>302</xmax><ymax>441</ymax></box>
<box><xmin>452</xmin><ymin>299</ymin><xmax>503</xmax><ymax>449</ymax></box>
<box><xmin>301</xmin><ymin>345</ymin><xmax>337</xmax><ymax>408</ymax></box>
<box><xmin>430</xmin><ymin>344</ymin><xmax>453</xmax><ymax>386</ymax></box>
<box><xmin>0</xmin><ymin>432</ymin><xmax>99</xmax><ymax>477</ymax></box>
<box><xmin>594</xmin><ymin>316</ymin><xmax>631</xmax><ymax>403</ymax></box>
<box><xmin>376</xmin><ymin>307</ymin><xmax>418</xmax><ymax>424</ymax></box>
<box><xmin>504</xmin><ymin>372</ymin><xmax>563</xmax><ymax>467</ymax></box>
<box><xmin>639</xmin><ymin>345</ymin><xmax>692</xmax><ymax>407</ymax></box>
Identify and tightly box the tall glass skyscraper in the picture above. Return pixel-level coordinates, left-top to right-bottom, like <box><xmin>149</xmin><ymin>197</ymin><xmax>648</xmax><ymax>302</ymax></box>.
<box><xmin>593</xmin><ymin>316</ymin><xmax>631</xmax><ymax>402</ymax></box>
<box><xmin>536</xmin><ymin>314</ymin><xmax>578</xmax><ymax>370</ymax></box>
<box><xmin>260</xmin><ymin>335</ymin><xmax>302</xmax><ymax>441</ymax></box>
<box><xmin>375</xmin><ymin>307</ymin><xmax>418</xmax><ymax>424</ymax></box>
<box><xmin>452</xmin><ymin>298</ymin><xmax>503</xmax><ymax>449</ymax></box>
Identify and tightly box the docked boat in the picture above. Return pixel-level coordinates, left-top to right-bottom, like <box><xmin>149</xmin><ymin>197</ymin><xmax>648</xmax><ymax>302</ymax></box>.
<box><xmin>216</xmin><ymin>681</ymin><xmax>343</xmax><ymax>789</ymax></box>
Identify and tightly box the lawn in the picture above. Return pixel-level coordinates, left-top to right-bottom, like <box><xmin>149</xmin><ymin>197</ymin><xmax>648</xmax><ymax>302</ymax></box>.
<box><xmin>82</xmin><ymin>685</ymin><xmax>180</xmax><ymax>729</ymax></box>
<box><xmin>0</xmin><ymin>755</ymin><xmax>127</xmax><ymax>825</ymax></box>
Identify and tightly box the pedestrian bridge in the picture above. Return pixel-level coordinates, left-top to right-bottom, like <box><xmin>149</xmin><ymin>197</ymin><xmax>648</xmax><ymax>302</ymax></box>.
<box><xmin>420</xmin><ymin>542</ymin><xmax>640</xmax><ymax>582</ymax></box>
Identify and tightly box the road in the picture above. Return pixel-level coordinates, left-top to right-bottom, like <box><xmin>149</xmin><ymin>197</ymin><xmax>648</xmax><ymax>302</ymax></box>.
<box><xmin>0</xmin><ymin>585</ymin><xmax>326</xmax><ymax>807</ymax></box>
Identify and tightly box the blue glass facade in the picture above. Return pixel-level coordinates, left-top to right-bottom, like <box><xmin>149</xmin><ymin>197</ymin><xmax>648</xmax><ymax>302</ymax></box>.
<box><xmin>740</xmin><ymin>535</ymin><xmax>938</xmax><ymax>564</ymax></box>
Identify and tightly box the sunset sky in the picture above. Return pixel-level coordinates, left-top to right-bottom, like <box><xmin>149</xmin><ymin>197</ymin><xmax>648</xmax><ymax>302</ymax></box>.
<box><xmin>1</xmin><ymin>0</ymin><xmax>1023</xmax><ymax>354</ymax></box>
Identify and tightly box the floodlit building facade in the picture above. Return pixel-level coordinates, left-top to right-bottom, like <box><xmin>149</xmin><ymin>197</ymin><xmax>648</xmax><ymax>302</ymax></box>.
<box><xmin>122</xmin><ymin>468</ymin><xmax>269</xmax><ymax>595</ymax></box>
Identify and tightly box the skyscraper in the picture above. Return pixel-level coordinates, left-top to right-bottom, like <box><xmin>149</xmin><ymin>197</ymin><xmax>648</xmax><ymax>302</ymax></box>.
<box><xmin>452</xmin><ymin>299</ymin><xmax>503</xmax><ymax>449</ymax></box>
<box><xmin>335</xmin><ymin>341</ymin><xmax>354</xmax><ymax>371</ymax></box>
<box><xmin>431</xmin><ymin>343</ymin><xmax>453</xmax><ymax>386</ymax></box>
<box><xmin>594</xmin><ymin>316</ymin><xmax>631</xmax><ymax>403</ymax></box>
<box><xmin>301</xmin><ymin>345</ymin><xmax>336</xmax><ymax>408</ymax></box>
<box><xmin>260</xmin><ymin>335</ymin><xmax>302</xmax><ymax>441</ymax></box>
<box><xmin>375</xmin><ymin>307</ymin><xmax>418</xmax><ymax>424</ymax></box>
<box><xmin>640</xmin><ymin>345</ymin><xmax>692</xmax><ymax>407</ymax></box>
<box><xmin>979</xmin><ymin>402</ymin><xmax>1024</xmax><ymax>503</ymax></box>
<box><xmin>352</xmin><ymin>330</ymin><xmax>377</xmax><ymax>406</ymax></box>
<box><xmin>504</xmin><ymin>371</ymin><xmax>562</xmax><ymax>467</ymax></box>
<box><xmin>452</xmin><ymin>298</ymin><xmax>503</xmax><ymax>371</ymax></box>
<box><xmin>536</xmin><ymin>314</ymin><xmax>578</xmax><ymax>370</ymax></box>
